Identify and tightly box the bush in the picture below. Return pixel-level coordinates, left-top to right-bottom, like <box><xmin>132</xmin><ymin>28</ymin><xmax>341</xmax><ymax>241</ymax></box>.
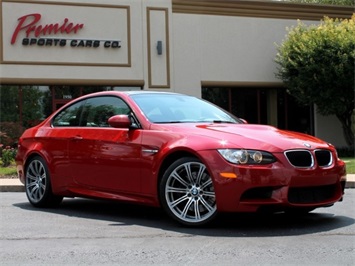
<box><xmin>0</xmin><ymin>145</ymin><xmax>17</xmax><ymax>167</ymax></box>
<box><xmin>337</xmin><ymin>146</ymin><xmax>355</xmax><ymax>158</ymax></box>
<box><xmin>0</xmin><ymin>122</ymin><xmax>25</xmax><ymax>147</ymax></box>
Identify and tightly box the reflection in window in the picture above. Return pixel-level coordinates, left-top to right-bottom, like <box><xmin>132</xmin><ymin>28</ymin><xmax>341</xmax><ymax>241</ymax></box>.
<box><xmin>84</xmin><ymin>97</ymin><xmax>130</xmax><ymax>127</ymax></box>
<box><xmin>132</xmin><ymin>94</ymin><xmax>237</xmax><ymax>123</ymax></box>
<box><xmin>52</xmin><ymin>96</ymin><xmax>131</xmax><ymax>128</ymax></box>
<box><xmin>52</xmin><ymin>101</ymin><xmax>84</xmax><ymax>127</ymax></box>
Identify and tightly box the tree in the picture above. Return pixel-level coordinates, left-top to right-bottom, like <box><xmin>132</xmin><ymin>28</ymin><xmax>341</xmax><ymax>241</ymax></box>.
<box><xmin>22</xmin><ymin>86</ymin><xmax>46</xmax><ymax>127</ymax></box>
<box><xmin>280</xmin><ymin>0</ymin><xmax>354</xmax><ymax>6</ymax></box>
<box><xmin>0</xmin><ymin>85</ymin><xmax>44</xmax><ymax>127</ymax></box>
<box><xmin>275</xmin><ymin>15</ymin><xmax>355</xmax><ymax>148</ymax></box>
<box><xmin>0</xmin><ymin>86</ymin><xmax>20</xmax><ymax>123</ymax></box>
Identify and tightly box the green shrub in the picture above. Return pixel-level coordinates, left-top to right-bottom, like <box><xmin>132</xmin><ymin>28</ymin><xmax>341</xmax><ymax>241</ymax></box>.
<box><xmin>337</xmin><ymin>147</ymin><xmax>355</xmax><ymax>158</ymax></box>
<box><xmin>0</xmin><ymin>145</ymin><xmax>17</xmax><ymax>167</ymax></box>
<box><xmin>0</xmin><ymin>122</ymin><xmax>25</xmax><ymax>147</ymax></box>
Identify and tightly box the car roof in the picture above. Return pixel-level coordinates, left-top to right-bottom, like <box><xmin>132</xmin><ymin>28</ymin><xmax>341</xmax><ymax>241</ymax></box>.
<box><xmin>82</xmin><ymin>90</ymin><xmax>186</xmax><ymax>98</ymax></box>
<box><xmin>123</xmin><ymin>90</ymin><xmax>183</xmax><ymax>96</ymax></box>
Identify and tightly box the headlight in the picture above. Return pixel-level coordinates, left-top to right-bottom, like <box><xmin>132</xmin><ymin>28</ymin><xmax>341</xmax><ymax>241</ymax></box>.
<box><xmin>218</xmin><ymin>149</ymin><xmax>276</xmax><ymax>165</ymax></box>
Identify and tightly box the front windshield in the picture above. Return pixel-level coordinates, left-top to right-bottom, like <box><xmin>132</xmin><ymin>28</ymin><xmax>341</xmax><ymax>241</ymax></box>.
<box><xmin>131</xmin><ymin>93</ymin><xmax>240</xmax><ymax>124</ymax></box>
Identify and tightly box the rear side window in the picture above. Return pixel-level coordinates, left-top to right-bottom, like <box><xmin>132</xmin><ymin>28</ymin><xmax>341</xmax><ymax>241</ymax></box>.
<box><xmin>52</xmin><ymin>96</ymin><xmax>130</xmax><ymax>127</ymax></box>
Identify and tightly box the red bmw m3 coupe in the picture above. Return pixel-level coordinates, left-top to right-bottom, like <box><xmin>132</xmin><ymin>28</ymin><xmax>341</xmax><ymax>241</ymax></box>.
<box><xmin>16</xmin><ymin>91</ymin><xmax>347</xmax><ymax>226</ymax></box>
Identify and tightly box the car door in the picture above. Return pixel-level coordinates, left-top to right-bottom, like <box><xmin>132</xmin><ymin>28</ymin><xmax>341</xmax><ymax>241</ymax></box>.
<box><xmin>68</xmin><ymin>96</ymin><xmax>142</xmax><ymax>193</ymax></box>
<box><xmin>50</xmin><ymin>99</ymin><xmax>87</xmax><ymax>188</ymax></box>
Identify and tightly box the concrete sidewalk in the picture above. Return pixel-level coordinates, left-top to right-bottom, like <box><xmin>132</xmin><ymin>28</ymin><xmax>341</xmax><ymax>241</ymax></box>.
<box><xmin>1</xmin><ymin>174</ymin><xmax>354</xmax><ymax>192</ymax></box>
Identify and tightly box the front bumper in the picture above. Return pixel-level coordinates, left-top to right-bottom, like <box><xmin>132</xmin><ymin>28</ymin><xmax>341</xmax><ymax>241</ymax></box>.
<box><xmin>199</xmin><ymin>150</ymin><xmax>346</xmax><ymax>213</ymax></box>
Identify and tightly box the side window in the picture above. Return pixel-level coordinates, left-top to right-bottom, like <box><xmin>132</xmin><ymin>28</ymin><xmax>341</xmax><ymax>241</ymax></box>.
<box><xmin>83</xmin><ymin>96</ymin><xmax>131</xmax><ymax>127</ymax></box>
<box><xmin>52</xmin><ymin>100</ymin><xmax>85</xmax><ymax>127</ymax></box>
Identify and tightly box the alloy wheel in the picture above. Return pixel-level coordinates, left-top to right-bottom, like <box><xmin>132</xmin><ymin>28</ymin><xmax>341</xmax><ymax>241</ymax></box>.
<box><xmin>163</xmin><ymin>158</ymin><xmax>217</xmax><ymax>225</ymax></box>
<box><xmin>26</xmin><ymin>159</ymin><xmax>47</xmax><ymax>203</ymax></box>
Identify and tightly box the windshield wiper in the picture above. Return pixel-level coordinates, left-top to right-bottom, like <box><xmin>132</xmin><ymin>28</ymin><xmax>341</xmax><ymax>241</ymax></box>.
<box><xmin>212</xmin><ymin>120</ymin><xmax>236</xmax><ymax>123</ymax></box>
<box><xmin>157</xmin><ymin>120</ymin><xmax>237</xmax><ymax>124</ymax></box>
<box><xmin>195</xmin><ymin>120</ymin><xmax>236</xmax><ymax>124</ymax></box>
<box><xmin>156</xmin><ymin>121</ymin><xmax>183</xmax><ymax>124</ymax></box>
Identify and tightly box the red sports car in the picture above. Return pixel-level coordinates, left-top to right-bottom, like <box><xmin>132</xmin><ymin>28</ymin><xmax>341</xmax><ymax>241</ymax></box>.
<box><xmin>16</xmin><ymin>91</ymin><xmax>347</xmax><ymax>226</ymax></box>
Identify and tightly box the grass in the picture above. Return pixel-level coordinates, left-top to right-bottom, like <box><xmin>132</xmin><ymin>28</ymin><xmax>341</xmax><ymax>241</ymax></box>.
<box><xmin>0</xmin><ymin>164</ymin><xmax>17</xmax><ymax>177</ymax></box>
<box><xmin>342</xmin><ymin>157</ymin><xmax>355</xmax><ymax>174</ymax></box>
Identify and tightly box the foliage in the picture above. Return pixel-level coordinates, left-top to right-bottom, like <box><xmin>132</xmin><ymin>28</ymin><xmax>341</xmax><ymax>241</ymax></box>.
<box><xmin>0</xmin><ymin>145</ymin><xmax>17</xmax><ymax>167</ymax></box>
<box><xmin>0</xmin><ymin>85</ymin><xmax>45</xmax><ymax>128</ymax></box>
<box><xmin>275</xmin><ymin>15</ymin><xmax>355</xmax><ymax>148</ymax></box>
<box><xmin>337</xmin><ymin>146</ymin><xmax>355</xmax><ymax>158</ymax></box>
<box><xmin>0</xmin><ymin>122</ymin><xmax>25</xmax><ymax>147</ymax></box>
<box><xmin>281</xmin><ymin>0</ymin><xmax>354</xmax><ymax>6</ymax></box>
<box><xmin>22</xmin><ymin>86</ymin><xmax>46</xmax><ymax>128</ymax></box>
<box><xmin>0</xmin><ymin>86</ymin><xmax>20</xmax><ymax>123</ymax></box>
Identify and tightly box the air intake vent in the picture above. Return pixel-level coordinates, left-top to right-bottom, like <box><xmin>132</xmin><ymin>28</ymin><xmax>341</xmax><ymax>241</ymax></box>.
<box><xmin>288</xmin><ymin>184</ymin><xmax>336</xmax><ymax>203</ymax></box>
<box><xmin>285</xmin><ymin>150</ymin><xmax>313</xmax><ymax>168</ymax></box>
<box><xmin>315</xmin><ymin>150</ymin><xmax>332</xmax><ymax>167</ymax></box>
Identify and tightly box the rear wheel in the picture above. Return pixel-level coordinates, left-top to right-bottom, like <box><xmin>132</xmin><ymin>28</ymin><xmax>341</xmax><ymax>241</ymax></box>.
<box><xmin>25</xmin><ymin>156</ymin><xmax>63</xmax><ymax>207</ymax></box>
<box><xmin>160</xmin><ymin>157</ymin><xmax>217</xmax><ymax>226</ymax></box>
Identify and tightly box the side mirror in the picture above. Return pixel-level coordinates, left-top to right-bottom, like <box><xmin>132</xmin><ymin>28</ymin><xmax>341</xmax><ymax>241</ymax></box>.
<box><xmin>108</xmin><ymin>115</ymin><xmax>131</xmax><ymax>128</ymax></box>
<box><xmin>239</xmin><ymin>118</ymin><xmax>248</xmax><ymax>124</ymax></box>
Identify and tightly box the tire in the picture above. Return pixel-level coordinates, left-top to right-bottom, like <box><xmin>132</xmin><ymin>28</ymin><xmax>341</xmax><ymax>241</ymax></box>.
<box><xmin>160</xmin><ymin>157</ymin><xmax>217</xmax><ymax>226</ymax></box>
<box><xmin>25</xmin><ymin>156</ymin><xmax>63</xmax><ymax>207</ymax></box>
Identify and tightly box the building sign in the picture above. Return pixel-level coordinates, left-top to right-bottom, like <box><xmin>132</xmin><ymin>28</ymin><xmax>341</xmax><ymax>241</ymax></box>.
<box><xmin>11</xmin><ymin>13</ymin><xmax>121</xmax><ymax>49</ymax></box>
<box><xmin>1</xmin><ymin>2</ymin><xmax>131</xmax><ymax>66</ymax></box>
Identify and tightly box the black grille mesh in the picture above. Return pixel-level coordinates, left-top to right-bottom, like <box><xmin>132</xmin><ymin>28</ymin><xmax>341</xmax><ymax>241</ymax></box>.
<box><xmin>315</xmin><ymin>150</ymin><xmax>332</xmax><ymax>167</ymax></box>
<box><xmin>285</xmin><ymin>149</ymin><xmax>332</xmax><ymax>168</ymax></box>
<box><xmin>285</xmin><ymin>150</ymin><xmax>313</xmax><ymax>167</ymax></box>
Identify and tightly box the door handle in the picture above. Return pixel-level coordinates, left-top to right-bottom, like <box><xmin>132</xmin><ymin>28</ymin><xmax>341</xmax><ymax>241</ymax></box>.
<box><xmin>72</xmin><ymin>135</ymin><xmax>83</xmax><ymax>140</ymax></box>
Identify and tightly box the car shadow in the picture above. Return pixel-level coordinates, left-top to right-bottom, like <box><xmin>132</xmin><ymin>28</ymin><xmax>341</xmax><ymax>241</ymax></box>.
<box><xmin>14</xmin><ymin>197</ymin><xmax>354</xmax><ymax>238</ymax></box>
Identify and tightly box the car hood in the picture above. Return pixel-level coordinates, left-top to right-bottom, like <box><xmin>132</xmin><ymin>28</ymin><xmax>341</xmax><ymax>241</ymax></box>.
<box><xmin>151</xmin><ymin>123</ymin><xmax>331</xmax><ymax>152</ymax></box>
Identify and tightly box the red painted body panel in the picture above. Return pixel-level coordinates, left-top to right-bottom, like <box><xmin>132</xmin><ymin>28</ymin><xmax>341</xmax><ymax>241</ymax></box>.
<box><xmin>16</xmin><ymin>91</ymin><xmax>347</xmax><ymax>214</ymax></box>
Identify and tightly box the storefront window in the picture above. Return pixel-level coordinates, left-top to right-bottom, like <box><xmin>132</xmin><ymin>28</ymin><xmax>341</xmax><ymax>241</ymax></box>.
<box><xmin>202</xmin><ymin>87</ymin><xmax>268</xmax><ymax>124</ymax></box>
<box><xmin>202</xmin><ymin>87</ymin><xmax>313</xmax><ymax>134</ymax></box>
<box><xmin>0</xmin><ymin>85</ymin><xmax>50</xmax><ymax>146</ymax></box>
<box><xmin>277</xmin><ymin>90</ymin><xmax>314</xmax><ymax>134</ymax></box>
<box><xmin>0</xmin><ymin>85</ymin><xmax>49</xmax><ymax>127</ymax></box>
<box><xmin>53</xmin><ymin>86</ymin><xmax>82</xmax><ymax>100</ymax></box>
<box><xmin>230</xmin><ymin>88</ymin><xmax>268</xmax><ymax>125</ymax></box>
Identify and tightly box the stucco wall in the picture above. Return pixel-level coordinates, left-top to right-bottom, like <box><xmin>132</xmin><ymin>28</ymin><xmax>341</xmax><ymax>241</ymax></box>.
<box><xmin>171</xmin><ymin>13</ymin><xmax>302</xmax><ymax>96</ymax></box>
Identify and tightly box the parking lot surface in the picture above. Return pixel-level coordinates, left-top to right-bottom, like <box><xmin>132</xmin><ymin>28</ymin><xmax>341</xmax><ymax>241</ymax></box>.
<box><xmin>1</xmin><ymin>191</ymin><xmax>354</xmax><ymax>265</ymax></box>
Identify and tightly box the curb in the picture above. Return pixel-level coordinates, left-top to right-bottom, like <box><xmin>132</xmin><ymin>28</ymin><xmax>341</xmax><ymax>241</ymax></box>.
<box><xmin>0</xmin><ymin>179</ymin><xmax>25</xmax><ymax>192</ymax></box>
<box><xmin>1</xmin><ymin>175</ymin><xmax>354</xmax><ymax>192</ymax></box>
<box><xmin>0</xmin><ymin>185</ymin><xmax>25</xmax><ymax>192</ymax></box>
<box><xmin>346</xmin><ymin>179</ymin><xmax>355</xmax><ymax>188</ymax></box>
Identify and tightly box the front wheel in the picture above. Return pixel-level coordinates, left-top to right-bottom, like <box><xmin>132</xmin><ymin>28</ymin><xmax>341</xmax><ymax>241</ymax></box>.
<box><xmin>25</xmin><ymin>156</ymin><xmax>63</xmax><ymax>207</ymax></box>
<box><xmin>159</xmin><ymin>157</ymin><xmax>217</xmax><ymax>226</ymax></box>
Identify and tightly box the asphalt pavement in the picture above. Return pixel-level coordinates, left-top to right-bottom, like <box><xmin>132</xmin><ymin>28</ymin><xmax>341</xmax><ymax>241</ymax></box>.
<box><xmin>1</xmin><ymin>190</ymin><xmax>355</xmax><ymax>265</ymax></box>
